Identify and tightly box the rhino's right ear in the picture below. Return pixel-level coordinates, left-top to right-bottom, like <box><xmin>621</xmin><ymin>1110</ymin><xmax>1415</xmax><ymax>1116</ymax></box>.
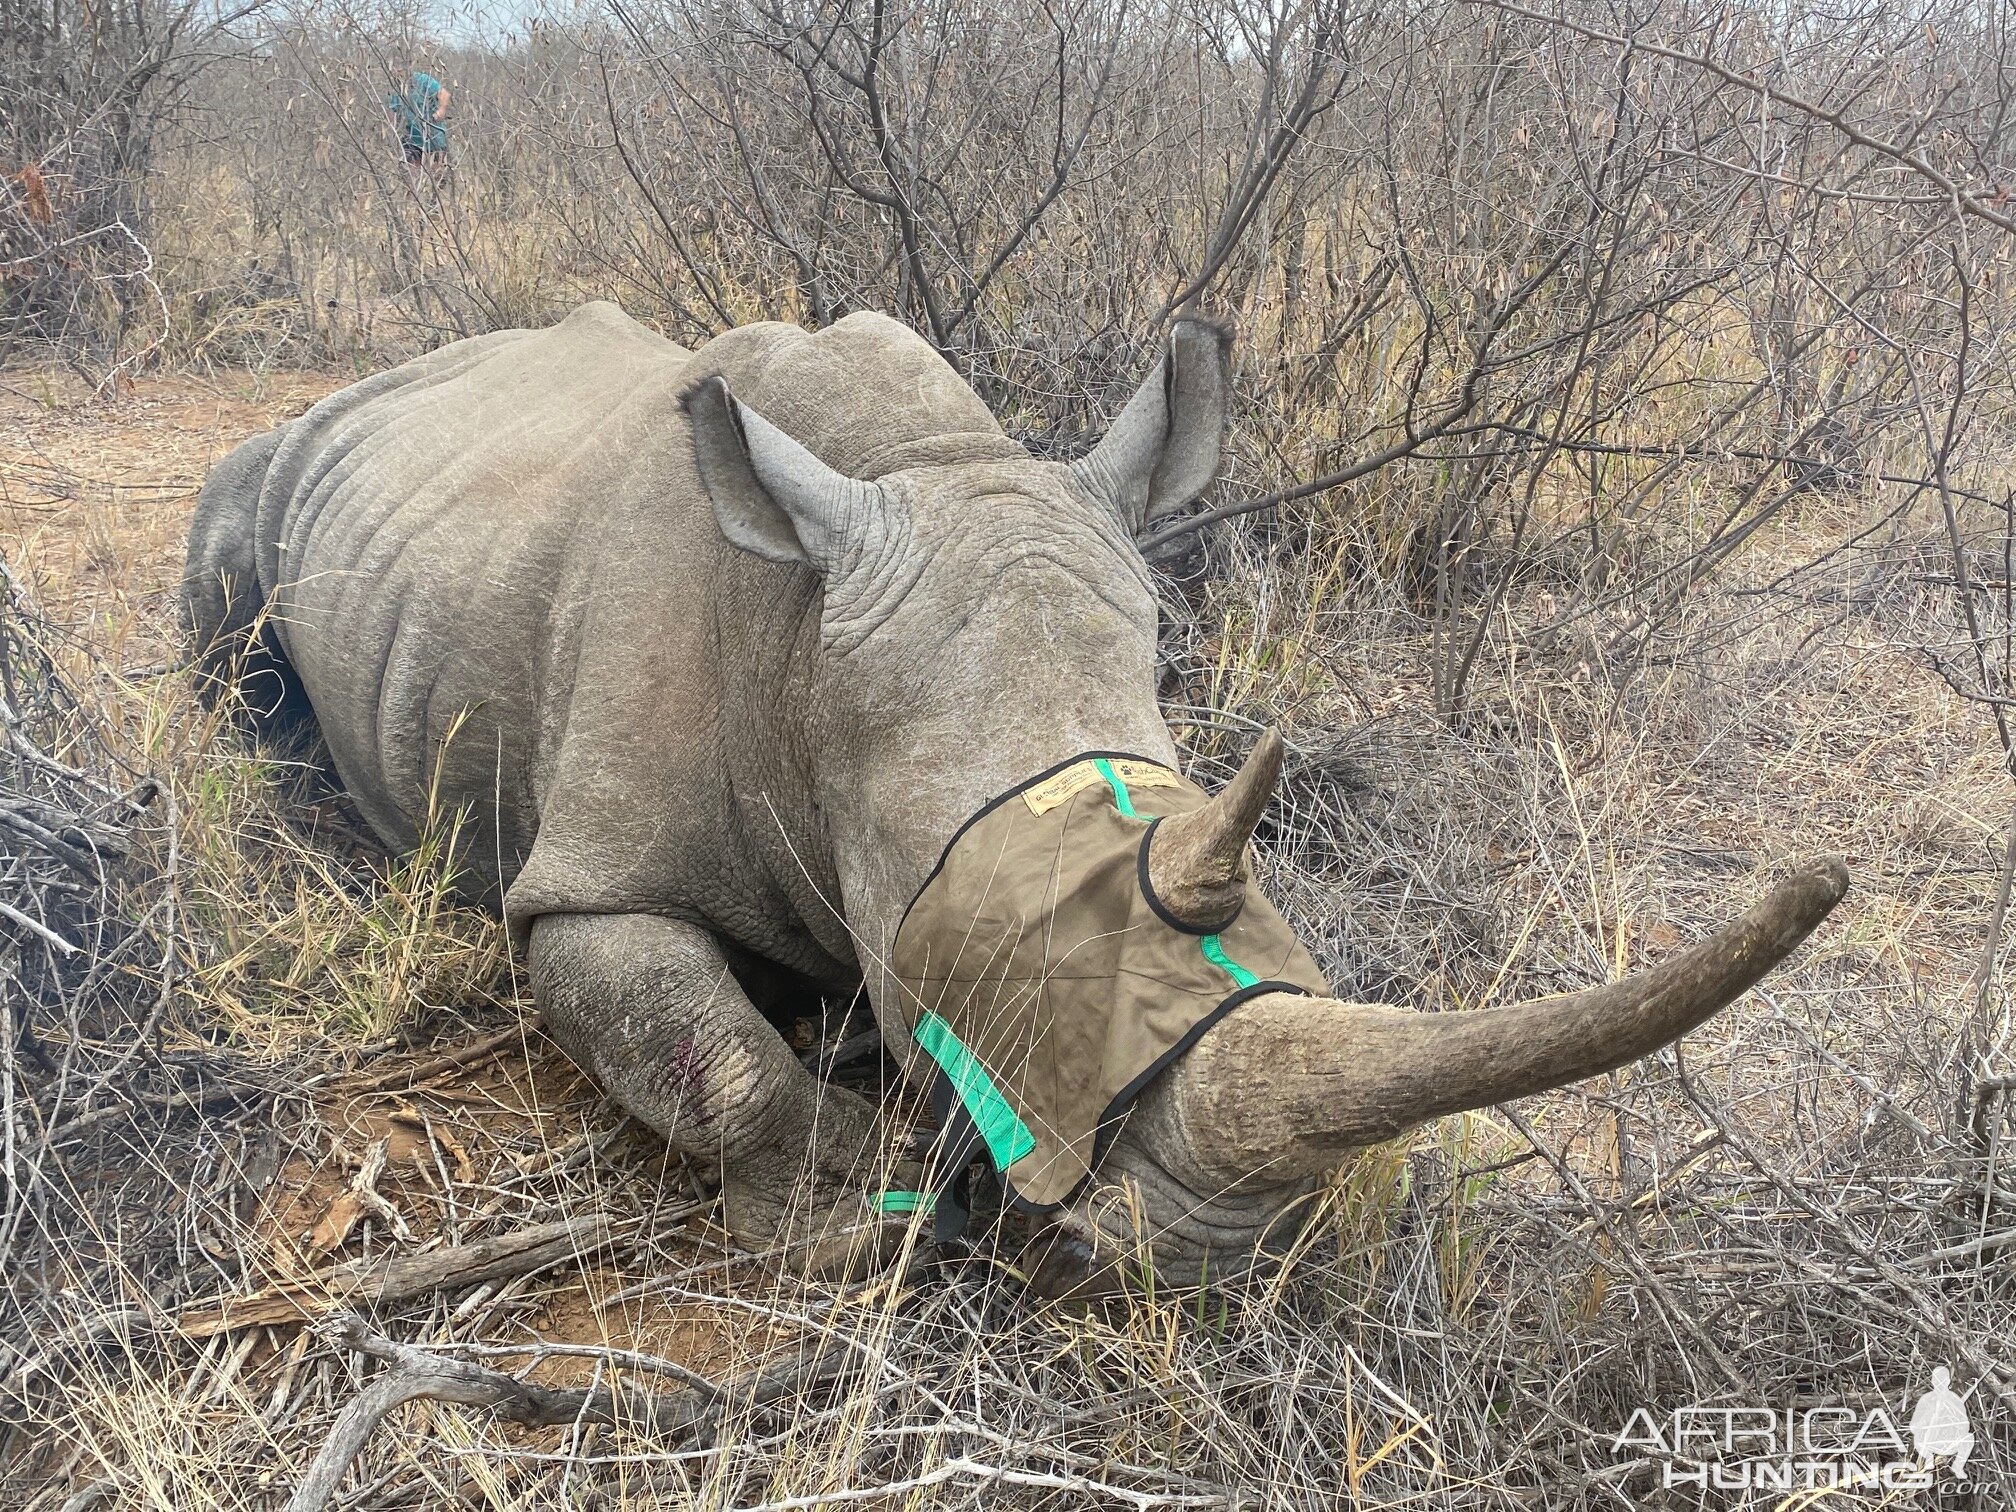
<box><xmin>683</xmin><ymin>376</ymin><xmax>883</xmax><ymax>571</ymax></box>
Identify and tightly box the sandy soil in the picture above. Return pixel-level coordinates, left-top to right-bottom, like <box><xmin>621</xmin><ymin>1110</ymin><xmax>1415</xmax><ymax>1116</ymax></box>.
<box><xmin>0</xmin><ymin>368</ymin><xmax>342</xmax><ymax>645</ymax></box>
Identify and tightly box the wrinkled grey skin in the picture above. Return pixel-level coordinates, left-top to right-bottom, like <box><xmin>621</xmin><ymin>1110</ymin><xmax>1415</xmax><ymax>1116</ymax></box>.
<box><xmin>185</xmin><ymin>303</ymin><xmax>1275</xmax><ymax>1279</ymax></box>
<box><xmin>186</xmin><ymin>302</ymin><xmax>1847</xmax><ymax>1288</ymax></box>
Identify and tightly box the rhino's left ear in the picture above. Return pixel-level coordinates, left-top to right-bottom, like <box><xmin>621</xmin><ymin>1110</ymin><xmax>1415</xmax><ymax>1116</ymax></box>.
<box><xmin>684</xmin><ymin>375</ymin><xmax>884</xmax><ymax>572</ymax></box>
<box><xmin>1070</xmin><ymin>318</ymin><xmax>1231</xmax><ymax>533</ymax></box>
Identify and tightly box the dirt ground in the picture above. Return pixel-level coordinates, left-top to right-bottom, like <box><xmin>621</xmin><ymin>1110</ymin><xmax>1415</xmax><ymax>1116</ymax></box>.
<box><xmin>0</xmin><ymin>368</ymin><xmax>341</xmax><ymax>638</ymax></box>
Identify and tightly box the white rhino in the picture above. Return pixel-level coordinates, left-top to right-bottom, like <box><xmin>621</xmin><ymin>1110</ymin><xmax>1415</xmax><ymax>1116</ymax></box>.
<box><xmin>184</xmin><ymin>302</ymin><xmax>1846</xmax><ymax>1287</ymax></box>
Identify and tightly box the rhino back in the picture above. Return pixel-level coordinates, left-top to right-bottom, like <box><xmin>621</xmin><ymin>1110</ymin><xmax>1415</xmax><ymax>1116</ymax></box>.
<box><xmin>260</xmin><ymin>304</ymin><xmax>736</xmax><ymax>906</ymax></box>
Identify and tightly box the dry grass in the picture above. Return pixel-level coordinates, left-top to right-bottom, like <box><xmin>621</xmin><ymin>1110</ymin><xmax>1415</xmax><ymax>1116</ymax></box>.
<box><xmin>1</xmin><ymin>363</ymin><xmax>2012</xmax><ymax>1509</ymax></box>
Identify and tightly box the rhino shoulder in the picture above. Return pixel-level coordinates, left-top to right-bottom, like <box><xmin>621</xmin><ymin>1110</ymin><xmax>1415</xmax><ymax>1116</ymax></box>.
<box><xmin>551</xmin><ymin>299</ymin><xmax>691</xmax><ymax>358</ymax></box>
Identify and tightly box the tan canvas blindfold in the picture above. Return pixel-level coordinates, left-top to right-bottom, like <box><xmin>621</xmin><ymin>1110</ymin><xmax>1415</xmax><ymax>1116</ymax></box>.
<box><xmin>891</xmin><ymin>752</ymin><xmax>1329</xmax><ymax>1235</ymax></box>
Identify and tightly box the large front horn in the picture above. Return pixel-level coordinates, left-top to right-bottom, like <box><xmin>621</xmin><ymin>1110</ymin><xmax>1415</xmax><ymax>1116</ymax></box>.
<box><xmin>1159</xmin><ymin>856</ymin><xmax>1849</xmax><ymax>1186</ymax></box>
<box><xmin>1147</xmin><ymin>729</ymin><xmax>1284</xmax><ymax>930</ymax></box>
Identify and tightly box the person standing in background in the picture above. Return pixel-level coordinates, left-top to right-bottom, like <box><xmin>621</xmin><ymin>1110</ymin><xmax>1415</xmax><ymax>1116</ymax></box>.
<box><xmin>387</xmin><ymin>66</ymin><xmax>450</xmax><ymax>189</ymax></box>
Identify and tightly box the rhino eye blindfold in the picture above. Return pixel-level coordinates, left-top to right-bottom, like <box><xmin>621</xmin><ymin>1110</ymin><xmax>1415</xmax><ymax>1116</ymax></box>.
<box><xmin>889</xmin><ymin>752</ymin><xmax>1328</xmax><ymax>1240</ymax></box>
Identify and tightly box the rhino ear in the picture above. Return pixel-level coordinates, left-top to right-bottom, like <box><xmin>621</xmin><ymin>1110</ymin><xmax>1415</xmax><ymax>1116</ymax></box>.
<box><xmin>1070</xmin><ymin>318</ymin><xmax>1231</xmax><ymax>533</ymax></box>
<box><xmin>684</xmin><ymin>376</ymin><xmax>882</xmax><ymax>570</ymax></box>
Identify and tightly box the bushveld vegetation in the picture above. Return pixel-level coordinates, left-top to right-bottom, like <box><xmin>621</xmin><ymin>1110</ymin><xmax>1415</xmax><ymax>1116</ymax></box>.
<box><xmin>5</xmin><ymin>0</ymin><xmax>2016</xmax><ymax>1505</ymax></box>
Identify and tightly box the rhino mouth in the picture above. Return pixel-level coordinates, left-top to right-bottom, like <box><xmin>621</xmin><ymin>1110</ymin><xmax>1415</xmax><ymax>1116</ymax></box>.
<box><xmin>1008</xmin><ymin>1194</ymin><xmax>1313</xmax><ymax>1300</ymax></box>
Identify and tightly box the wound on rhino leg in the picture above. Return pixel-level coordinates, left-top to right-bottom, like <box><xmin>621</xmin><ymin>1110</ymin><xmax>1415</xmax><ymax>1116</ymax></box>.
<box><xmin>664</xmin><ymin>1033</ymin><xmax>719</xmax><ymax>1132</ymax></box>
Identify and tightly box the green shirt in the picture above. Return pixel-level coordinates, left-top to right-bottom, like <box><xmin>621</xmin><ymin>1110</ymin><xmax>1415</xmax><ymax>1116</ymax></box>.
<box><xmin>389</xmin><ymin>72</ymin><xmax>446</xmax><ymax>153</ymax></box>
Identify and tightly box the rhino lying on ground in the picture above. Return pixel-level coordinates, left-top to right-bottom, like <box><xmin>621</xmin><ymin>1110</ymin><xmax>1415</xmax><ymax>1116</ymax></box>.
<box><xmin>185</xmin><ymin>302</ymin><xmax>1847</xmax><ymax>1289</ymax></box>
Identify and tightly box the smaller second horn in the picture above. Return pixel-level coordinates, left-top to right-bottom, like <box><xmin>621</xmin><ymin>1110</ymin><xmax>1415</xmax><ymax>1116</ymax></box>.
<box><xmin>1146</xmin><ymin>729</ymin><xmax>1284</xmax><ymax>931</ymax></box>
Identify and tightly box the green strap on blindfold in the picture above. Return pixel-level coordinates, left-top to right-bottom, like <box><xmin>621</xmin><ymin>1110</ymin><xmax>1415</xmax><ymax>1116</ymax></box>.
<box><xmin>912</xmin><ymin>1010</ymin><xmax>1036</xmax><ymax>1172</ymax></box>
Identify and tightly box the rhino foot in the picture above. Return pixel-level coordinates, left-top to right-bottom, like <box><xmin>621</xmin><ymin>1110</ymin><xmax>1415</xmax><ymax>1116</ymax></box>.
<box><xmin>722</xmin><ymin>1153</ymin><xmax>938</xmax><ymax>1282</ymax></box>
<box><xmin>530</xmin><ymin>910</ymin><xmax>915</xmax><ymax>1271</ymax></box>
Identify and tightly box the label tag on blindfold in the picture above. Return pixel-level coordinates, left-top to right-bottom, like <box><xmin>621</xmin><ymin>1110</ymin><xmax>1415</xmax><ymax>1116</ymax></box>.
<box><xmin>1020</xmin><ymin>757</ymin><xmax>1179</xmax><ymax>816</ymax></box>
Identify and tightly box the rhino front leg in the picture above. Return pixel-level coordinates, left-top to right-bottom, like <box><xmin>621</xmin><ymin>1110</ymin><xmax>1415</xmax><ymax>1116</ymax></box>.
<box><xmin>527</xmin><ymin>911</ymin><xmax>881</xmax><ymax>1249</ymax></box>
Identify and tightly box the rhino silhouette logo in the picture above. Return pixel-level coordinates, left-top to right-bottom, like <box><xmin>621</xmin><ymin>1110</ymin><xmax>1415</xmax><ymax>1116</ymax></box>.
<box><xmin>1909</xmin><ymin>1367</ymin><xmax>1973</xmax><ymax>1476</ymax></box>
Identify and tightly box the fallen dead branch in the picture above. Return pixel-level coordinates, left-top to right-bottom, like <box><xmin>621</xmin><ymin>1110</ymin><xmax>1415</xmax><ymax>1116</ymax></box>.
<box><xmin>177</xmin><ymin>1213</ymin><xmax>614</xmax><ymax>1338</ymax></box>
<box><xmin>284</xmin><ymin>1310</ymin><xmax>851</xmax><ymax>1512</ymax></box>
<box><xmin>330</xmin><ymin>1020</ymin><xmax>538</xmax><ymax>1093</ymax></box>
<box><xmin>303</xmin><ymin>1135</ymin><xmax>412</xmax><ymax>1255</ymax></box>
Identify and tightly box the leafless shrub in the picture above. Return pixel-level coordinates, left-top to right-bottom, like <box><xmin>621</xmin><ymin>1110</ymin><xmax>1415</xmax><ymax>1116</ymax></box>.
<box><xmin>137</xmin><ymin>0</ymin><xmax>2015</xmax><ymax>710</ymax></box>
<box><xmin>0</xmin><ymin>560</ymin><xmax>248</xmax><ymax>1399</ymax></box>
<box><xmin>0</xmin><ymin>0</ymin><xmax>279</xmax><ymax>383</ymax></box>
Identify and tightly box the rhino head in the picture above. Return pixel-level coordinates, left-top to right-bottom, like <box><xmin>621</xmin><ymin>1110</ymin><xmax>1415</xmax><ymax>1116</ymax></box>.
<box><xmin>679</xmin><ymin>317</ymin><xmax>1847</xmax><ymax>1290</ymax></box>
